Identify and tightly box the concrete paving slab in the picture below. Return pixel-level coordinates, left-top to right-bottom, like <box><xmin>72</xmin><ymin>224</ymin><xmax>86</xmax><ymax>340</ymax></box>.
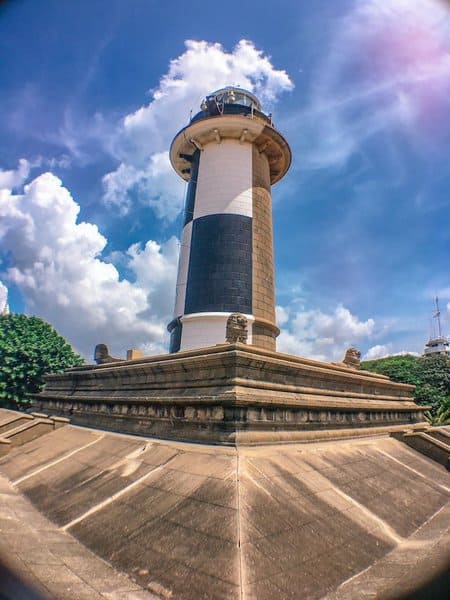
<box><xmin>5</xmin><ymin>422</ymin><xmax>97</xmax><ymax>454</ymax></box>
<box><xmin>0</xmin><ymin>423</ymin><xmax>448</xmax><ymax>599</ymax></box>
<box><xmin>326</xmin><ymin>504</ymin><xmax>450</xmax><ymax>599</ymax></box>
<box><xmin>0</xmin><ymin>472</ymin><xmax>157</xmax><ymax>599</ymax></box>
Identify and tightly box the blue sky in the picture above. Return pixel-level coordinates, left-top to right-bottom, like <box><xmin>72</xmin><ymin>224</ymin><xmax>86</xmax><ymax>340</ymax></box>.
<box><xmin>0</xmin><ymin>0</ymin><xmax>449</xmax><ymax>361</ymax></box>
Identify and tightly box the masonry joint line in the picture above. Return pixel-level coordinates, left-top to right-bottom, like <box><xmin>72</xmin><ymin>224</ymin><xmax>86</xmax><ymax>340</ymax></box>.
<box><xmin>61</xmin><ymin>453</ymin><xmax>179</xmax><ymax>531</ymax></box>
<box><xmin>14</xmin><ymin>434</ymin><xmax>105</xmax><ymax>485</ymax></box>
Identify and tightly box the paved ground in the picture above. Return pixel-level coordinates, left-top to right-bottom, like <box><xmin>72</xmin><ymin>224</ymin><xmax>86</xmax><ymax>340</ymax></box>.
<box><xmin>0</xmin><ymin>424</ymin><xmax>449</xmax><ymax>599</ymax></box>
<box><xmin>327</xmin><ymin>502</ymin><xmax>450</xmax><ymax>599</ymax></box>
<box><xmin>0</xmin><ymin>473</ymin><xmax>157</xmax><ymax>599</ymax></box>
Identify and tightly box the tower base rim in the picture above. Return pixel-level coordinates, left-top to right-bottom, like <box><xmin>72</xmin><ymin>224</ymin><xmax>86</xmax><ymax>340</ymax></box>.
<box><xmin>34</xmin><ymin>344</ymin><xmax>426</xmax><ymax>446</ymax></box>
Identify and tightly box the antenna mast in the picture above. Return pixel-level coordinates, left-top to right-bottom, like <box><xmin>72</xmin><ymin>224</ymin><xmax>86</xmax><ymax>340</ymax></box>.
<box><xmin>423</xmin><ymin>297</ymin><xmax>449</xmax><ymax>356</ymax></box>
<box><xmin>434</xmin><ymin>296</ymin><xmax>442</xmax><ymax>338</ymax></box>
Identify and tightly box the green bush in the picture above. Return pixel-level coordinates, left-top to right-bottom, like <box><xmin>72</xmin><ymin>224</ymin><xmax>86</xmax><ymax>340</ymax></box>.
<box><xmin>361</xmin><ymin>353</ymin><xmax>450</xmax><ymax>416</ymax></box>
<box><xmin>0</xmin><ymin>314</ymin><xmax>84</xmax><ymax>408</ymax></box>
<box><xmin>433</xmin><ymin>396</ymin><xmax>450</xmax><ymax>425</ymax></box>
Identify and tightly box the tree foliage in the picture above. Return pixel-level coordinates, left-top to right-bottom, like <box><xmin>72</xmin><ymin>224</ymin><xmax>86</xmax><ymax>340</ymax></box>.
<box><xmin>361</xmin><ymin>353</ymin><xmax>450</xmax><ymax>421</ymax></box>
<box><xmin>0</xmin><ymin>314</ymin><xmax>84</xmax><ymax>408</ymax></box>
<box><xmin>434</xmin><ymin>396</ymin><xmax>450</xmax><ymax>424</ymax></box>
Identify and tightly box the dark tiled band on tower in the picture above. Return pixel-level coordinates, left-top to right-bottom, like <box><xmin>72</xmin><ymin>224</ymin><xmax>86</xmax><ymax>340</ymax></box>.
<box><xmin>182</xmin><ymin>149</ymin><xmax>200</xmax><ymax>227</ymax></box>
<box><xmin>185</xmin><ymin>214</ymin><xmax>252</xmax><ymax>315</ymax></box>
<box><xmin>168</xmin><ymin>87</ymin><xmax>291</xmax><ymax>352</ymax></box>
<box><xmin>168</xmin><ymin>318</ymin><xmax>182</xmax><ymax>353</ymax></box>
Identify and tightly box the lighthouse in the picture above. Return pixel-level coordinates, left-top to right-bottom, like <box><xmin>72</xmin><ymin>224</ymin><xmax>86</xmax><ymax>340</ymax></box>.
<box><xmin>168</xmin><ymin>87</ymin><xmax>291</xmax><ymax>353</ymax></box>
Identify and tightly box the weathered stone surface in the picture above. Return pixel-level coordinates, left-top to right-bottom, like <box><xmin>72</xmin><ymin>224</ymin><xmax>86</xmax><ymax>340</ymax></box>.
<box><xmin>94</xmin><ymin>343</ymin><xmax>122</xmax><ymax>364</ymax></box>
<box><xmin>127</xmin><ymin>348</ymin><xmax>143</xmax><ymax>360</ymax></box>
<box><xmin>226</xmin><ymin>313</ymin><xmax>248</xmax><ymax>344</ymax></box>
<box><xmin>0</xmin><ymin>468</ymin><xmax>157</xmax><ymax>599</ymax></box>
<box><xmin>0</xmin><ymin>423</ymin><xmax>448</xmax><ymax>599</ymax></box>
<box><xmin>397</xmin><ymin>428</ymin><xmax>450</xmax><ymax>469</ymax></box>
<box><xmin>34</xmin><ymin>344</ymin><xmax>426</xmax><ymax>444</ymax></box>
<box><xmin>251</xmin><ymin>144</ymin><xmax>277</xmax><ymax>350</ymax></box>
<box><xmin>335</xmin><ymin>347</ymin><xmax>361</xmax><ymax>369</ymax></box>
<box><xmin>0</xmin><ymin>409</ymin><xmax>34</xmax><ymax>434</ymax></box>
<box><xmin>0</xmin><ymin>408</ymin><xmax>70</xmax><ymax>452</ymax></box>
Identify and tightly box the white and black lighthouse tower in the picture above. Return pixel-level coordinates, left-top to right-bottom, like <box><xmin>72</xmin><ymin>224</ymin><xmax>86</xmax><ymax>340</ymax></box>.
<box><xmin>168</xmin><ymin>87</ymin><xmax>291</xmax><ymax>353</ymax></box>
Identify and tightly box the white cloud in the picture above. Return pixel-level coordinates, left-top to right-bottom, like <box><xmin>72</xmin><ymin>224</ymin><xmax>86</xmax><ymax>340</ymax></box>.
<box><xmin>277</xmin><ymin>303</ymin><xmax>375</xmax><ymax>362</ymax></box>
<box><xmin>0</xmin><ymin>40</ymin><xmax>294</xmax><ymax>358</ymax></box>
<box><xmin>0</xmin><ymin>159</ymin><xmax>30</xmax><ymax>190</ymax></box>
<box><xmin>275</xmin><ymin>305</ymin><xmax>290</xmax><ymax>326</ymax></box>
<box><xmin>0</xmin><ymin>281</ymin><xmax>8</xmax><ymax>314</ymax></box>
<box><xmin>362</xmin><ymin>344</ymin><xmax>392</xmax><ymax>361</ymax></box>
<box><xmin>103</xmin><ymin>39</ymin><xmax>293</xmax><ymax>218</ymax></box>
<box><xmin>294</xmin><ymin>0</ymin><xmax>450</xmax><ymax>169</ymax></box>
<box><xmin>0</xmin><ymin>172</ymin><xmax>178</xmax><ymax>359</ymax></box>
<box><xmin>102</xmin><ymin>151</ymin><xmax>185</xmax><ymax>220</ymax></box>
<box><xmin>363</xmin><ymin>345</ymin><xmax>420</xmax><ymax>360</ymax></box>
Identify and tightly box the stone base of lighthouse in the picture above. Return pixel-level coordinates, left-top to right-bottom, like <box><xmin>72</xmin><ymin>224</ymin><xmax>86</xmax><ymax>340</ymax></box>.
<box><xmin>34</xmin><ymin>344</ymin><xmax>426</xmax><ymax>446</ymax></box>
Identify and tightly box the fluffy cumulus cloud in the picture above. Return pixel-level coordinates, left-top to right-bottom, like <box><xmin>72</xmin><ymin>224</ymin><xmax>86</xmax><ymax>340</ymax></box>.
<box><xmin>277</xmin><ymin>303</ymin><xmax>375</xmax><ymax>362</ymax></box>
<box><xmin>298</xmin><ymin>0</ymin><xmax>450</xmax><ymax>169</ymax></box>
<box><xmin>362</xmin><ymin>344</ymin><xmax>392</xmax><ymax>361</ymax></box>
<box><xmin>0</xmin><ymin>167</ymin><xmax>178</xmax><ymax>358</ymax></box>
<box><xmin>103</xmin><ymin>39</ymin><xmax>293</xmax><ymax>217</ymax></box>
<box><xmin>0</xmin><ymin>158</ymin><xmax>30</xmax><ymax>190</ymax></box>
<box><xmin>0</xmin><ymin>41</ymin><xmax>293</xmax><ymax>358</ymax></box>
<box><xmin>102</xmin><ymin>151</ymin><xmax>184</xmax><ymax>220</ymax></box>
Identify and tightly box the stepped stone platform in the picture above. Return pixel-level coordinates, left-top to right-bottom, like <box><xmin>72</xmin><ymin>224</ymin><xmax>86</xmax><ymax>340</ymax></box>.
<box><xmin>9</xmin><ymin>344</ymin><xmax>446</xmax><ymax>597</ymax></box>
<box><xmin>393</xmin><ymin>426</ymin><xmax>450</xmax><ymax>470</ymax></box>
<box><xmin>0</xmin><ymin>408</ymin><xmax>69</xmax><ymax>457</ymax></box>
<box><xmin>0</xmin><ymin>423</ymin><xmax>448</xmax><ymax>599</ymax></box>
<box><xmin>34</xmin><ymin>344</ymin><xmax>426</xmax><ymax>444</ymax></box>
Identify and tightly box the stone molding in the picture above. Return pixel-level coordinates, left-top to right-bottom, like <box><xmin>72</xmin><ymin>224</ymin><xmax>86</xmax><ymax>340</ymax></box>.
<box><xmin>35</xmin><ymin>344</ymin><xmax>426</xmax><ymax>445</ymax></box>
<box><xmin>170</xmin><ymin>115</ymin><xmax>291</xmax><ymax>185</ymax></box>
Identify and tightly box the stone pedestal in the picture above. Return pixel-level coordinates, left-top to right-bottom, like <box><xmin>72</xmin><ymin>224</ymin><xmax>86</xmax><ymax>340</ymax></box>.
<box><xmin>35</xmin><ymin>344</ymin><xmax>426</xmax><ymax>445</ymax></box>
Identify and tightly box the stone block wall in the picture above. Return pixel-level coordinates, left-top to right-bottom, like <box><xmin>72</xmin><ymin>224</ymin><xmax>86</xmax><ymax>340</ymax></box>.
<box><xmin>252</xmin><ymin>145</ymin><xmax>277</xmax><ymax>349</ymax></box>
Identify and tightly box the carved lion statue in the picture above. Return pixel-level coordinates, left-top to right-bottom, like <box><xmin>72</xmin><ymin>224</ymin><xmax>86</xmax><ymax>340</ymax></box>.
<box><xmin>226</xmin><ymin>313</ymin><xmax>248</xmax><ymax>344</ymax></box>
<box><xmin>341</xmin><ymin>347</ymin><xmax>361</xmax><ymax>369</ymax></box>
<box><xmin>94</xmin><ymin>343</ymin><xmax>122</xmax><ymax>365</ymax></box>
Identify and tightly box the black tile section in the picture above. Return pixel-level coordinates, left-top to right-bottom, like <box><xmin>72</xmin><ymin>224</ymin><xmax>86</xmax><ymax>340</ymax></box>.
<box><xmin>168</xmin><ymin>317</ymin><xmax>182</xmax><ymax>353</ymax></box>
<box><xmin>185</xmin><ymin>214</ymin><xmax>252</xmax><ymax>314</ymax></box>
<box><xmin>183</xmin><ymin>149</ymin><xmax>200</xmax><ymax>226</ymax></box>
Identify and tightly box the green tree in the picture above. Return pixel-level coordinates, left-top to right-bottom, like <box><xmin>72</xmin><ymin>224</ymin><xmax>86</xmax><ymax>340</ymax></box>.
<box><xmin>360</xmin><ymin>353</ymin><xmax>450</xmax><ymax>417</ymax></box>
<box><xmin>360</xmin><ymin>354</ymin><xmax>422</xmax><ymax>387</ymax></box>
<box><xmin>0</xmin><ymin>314</ymin><xmax>84</xmax><ymax>409</ymax></box>
<box><xmin>434</xmin><ymin>396</ymin><xmax>450</xmax><ymax>425</ymax></box>
<box><xmin>415</xmin><ymin>354</ymin><xmax>450</xmax><ymax>410</ymax></box>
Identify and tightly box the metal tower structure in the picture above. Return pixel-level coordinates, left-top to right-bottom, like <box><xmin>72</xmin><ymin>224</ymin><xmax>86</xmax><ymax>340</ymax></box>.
<box><xmin>423</xmin><ymin>296</ymin><xmax>449</xmax><ymax>356</ymax></box>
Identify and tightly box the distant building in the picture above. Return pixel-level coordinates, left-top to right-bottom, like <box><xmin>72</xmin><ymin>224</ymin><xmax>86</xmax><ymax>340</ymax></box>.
<box><xmin>423</xmin><ymin>297</ymin><xmax>450</xmax><ymax>356</ymax></box>
<box><xmin>423</xmin><ymin>336</ymin><xmax>450</xmax><ymax>356</ymax></box>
